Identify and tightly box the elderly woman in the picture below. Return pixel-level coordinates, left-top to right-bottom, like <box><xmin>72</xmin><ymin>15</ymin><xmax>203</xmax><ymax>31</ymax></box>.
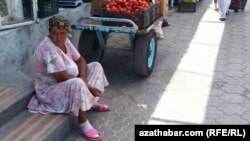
<box><xmin>27</xmin><ymin>15</ymin><xmax>109</xmax><ymax>141</ymax></box>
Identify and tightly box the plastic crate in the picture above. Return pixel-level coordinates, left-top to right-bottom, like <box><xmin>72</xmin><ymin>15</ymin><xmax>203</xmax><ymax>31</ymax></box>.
<box><xmin>178</xmin><ymin>2</ymin><xmax>196</xmax><ymax>12</ymax></box>
<box><xmin>82</xmin><ymin>0</ymin><xmax>92</xmax><ymax>2</ymax></box>
<box><xmin>103</xmin><ymin>3</ymin><xmax>160</xmax><ymax>30</ymax></box>
<box><xmin>59</xmin><ymin>0</ymin><xmax>83</xmax><ymax>7</ymax></box>
<box><xmin>154</xmin><ymin>1</ymin><xmax>162</xmax><ymax>19</ymax></box>
<box><xmin>38</xmin><ymin>0</ymin><xmax>59</xmax><ymax>18</ymax></box>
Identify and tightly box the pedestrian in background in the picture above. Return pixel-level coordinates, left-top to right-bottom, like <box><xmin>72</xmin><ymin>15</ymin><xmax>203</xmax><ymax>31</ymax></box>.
<box><xmin>154</xmin><ymin>20</ymin><xmax>165</xmax><ymax>39</ymax></box>
<box><xmin>229</xmin><ymin>0</ymin><xmax>247</xmax><ymax>12</ymax></box>
<box><xmin>162</xmin><ymin>0</ymin><xmax>173</xmax><ymax>27</ymax></box>
<box><xmin>213</xmin><ymin>0</ymin><xmax>218</xmax><ymax>10</ymax></box>
<box><xmin>169</xmin><ymin>0</ymin><xmax>174</xmax><ymax>10</ymax></box>
<box><xmin>218</xmin><ymin>0</ymin><xmax>231</xmax><ymax>21</ymax></box>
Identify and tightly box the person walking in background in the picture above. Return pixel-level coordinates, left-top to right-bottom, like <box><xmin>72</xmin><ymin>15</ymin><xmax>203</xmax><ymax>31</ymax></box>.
<box><xmin>154</xmin><ymin>20</ymin><xmax>165</xmax><ymax>39</ymax></box>
<box><xmin>229</xmin><ymin>0</ymin><xmax>247</xmax><ymax>12</ymax></box>
<box><xmin>233</xmin><ymin>0</ymin><xmax>240</xmax><ymax>12</ymax></box>
<box><xmin>213</xmin><ymin>0</ymin><xmax>218</xmax><ymax>10</ymax></box>
<box><xmin>162</xmin><ymin>19</ymin><xmax>170</xmax><ymax>27</ymax></box>
<box><xmin>162</xmin><ymin>0</ymin><xmax>173</xmax><ymax>27</ymax></box>
<box><xmin>169</xmin><ymin>0</ymin><xmax>174</xmax><ymax>10</ymax></box>
<box><xmin>218</xmin><ymin>0</ymin><xmax>231</xmax><ymax>21</ymax></box>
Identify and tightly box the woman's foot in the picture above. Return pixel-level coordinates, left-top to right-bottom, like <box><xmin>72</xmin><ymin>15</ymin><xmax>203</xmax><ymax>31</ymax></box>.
<box><xmin>79</xmin><ymin>128</ymin><xmax>103</xmax><ymax>141</ymax></box>
<box><xmin>162</xmin><ymin>19</ymin><xmax>170</xmax><ymax>27</ymax></box>
<box><xmin>234</xmin><ymin>9</ymin><xmax>239</xmax><ymax>12</ymax></box>
<box><xmin>219</xmin><ymin>18</ymin><xmax>226</xmax><ymax>21</ymax></box>
<box><xmin>79</xmin><ymin>120</ymin><xmax>103</xmax><ymax>141</ymax></box>
<box><xmin>214</xmin><ymin>5</ymin><xmax>218</xmax><ymax>11</ymax></box>
<box><xmin>91</xmin><ymin>103</ymin><xmax>110</xmax><ymax>112</ymax></box>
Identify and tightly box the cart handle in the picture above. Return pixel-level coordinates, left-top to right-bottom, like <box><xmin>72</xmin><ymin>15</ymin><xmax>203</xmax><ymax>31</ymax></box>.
<box><xmin>87</xmin><ymin>16</ymin><xmax>138</xmax><ymax>30</ymax></box>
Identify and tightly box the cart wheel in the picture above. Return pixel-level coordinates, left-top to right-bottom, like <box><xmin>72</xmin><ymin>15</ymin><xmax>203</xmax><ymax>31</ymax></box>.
<box><xmin>133</xmin><ymin>30</ymin><xmax>157</xmax><ymax>76</ymax></box>
<box><xmin>78</xmin><ymin>30</ymin><xmax>108</xmax><ymax>63</ymax></box>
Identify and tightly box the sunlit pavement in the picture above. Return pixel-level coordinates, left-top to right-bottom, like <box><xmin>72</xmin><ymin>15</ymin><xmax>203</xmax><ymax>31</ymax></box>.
<box><xmin>66</xmin><ymin>1</ymin><xmax>250</xmax><ymax>141</ymax></box>
<box><xmin>150</xmin><ymin>2</ymin><xmax>234</xmax><ymax>124</ymax></box>
<box><xmin>148</xmin><ymin>1</ymin><xmax>250</xmax><ymax>125</ymax></box>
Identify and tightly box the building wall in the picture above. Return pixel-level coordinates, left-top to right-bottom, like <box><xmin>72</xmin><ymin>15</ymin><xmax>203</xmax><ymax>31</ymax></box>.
<box><xmin>0</xmin><ymin>0</ymin><xmax>8</xmax><ymax>16</ymax></box>
<box><xmin>0</xmin><ymin>4</ymin><xmax>91</xmax><ymax>76</ymax></box>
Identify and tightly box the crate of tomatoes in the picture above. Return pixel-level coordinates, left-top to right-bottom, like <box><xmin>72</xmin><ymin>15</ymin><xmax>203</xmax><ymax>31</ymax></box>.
<box><xmin>103</xmin><ymin>0</ymin><xmax>161</xmax><ymax>29</ymax></box>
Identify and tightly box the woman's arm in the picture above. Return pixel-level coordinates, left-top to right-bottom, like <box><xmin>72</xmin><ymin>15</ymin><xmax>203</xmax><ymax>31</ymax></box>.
<box><xmin>53</xmin><ymin>71</ymin><xmax>71</xmax><ymax>82</ymax></box>
<box><xmin>52</xmin><ymin>56</ymin><xmax>87</xmax><ymax>82</ymax></box>
<box><xmin>75</xmin><ymin>57</ymin><xmax>103</xmax><ymax>97</ymax></box>
<box><xmin>75</xmin><ymin>56</ymin><xmax>88</xmax><ymax>83</ymax></box>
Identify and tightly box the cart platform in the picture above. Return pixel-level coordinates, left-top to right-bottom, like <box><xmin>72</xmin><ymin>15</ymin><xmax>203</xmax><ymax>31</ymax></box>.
<box><xmin>71</xmin><ymin>15</ymin><xmax>165</xmax><ymax>76</ymax></box>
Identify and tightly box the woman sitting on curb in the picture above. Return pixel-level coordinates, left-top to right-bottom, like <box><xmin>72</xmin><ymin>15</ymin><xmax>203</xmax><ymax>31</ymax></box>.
<box><xmin>27</xmin><ymin>15</ymin><xmax>109</xmax><ymax>141</ymax></box>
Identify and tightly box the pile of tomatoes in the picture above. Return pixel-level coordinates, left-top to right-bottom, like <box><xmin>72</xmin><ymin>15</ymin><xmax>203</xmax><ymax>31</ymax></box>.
<box><xmin>104</xmin><ymin>0</ymin><xmax>153</xmax><ymax>13</ymax></box>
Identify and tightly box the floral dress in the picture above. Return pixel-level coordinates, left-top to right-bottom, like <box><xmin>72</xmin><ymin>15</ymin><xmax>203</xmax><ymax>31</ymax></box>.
<box><xmin>27</xmin><ymin>36</ymin><xmax>109</xmax><ymax>116</ymax></box>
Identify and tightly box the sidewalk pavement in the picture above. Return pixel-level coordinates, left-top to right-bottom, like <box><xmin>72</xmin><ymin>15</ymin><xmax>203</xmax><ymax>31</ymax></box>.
<box><xmin>60</xmin><ymin>1</ymin><xmax>250</xmax><ymax>140</ymax></box>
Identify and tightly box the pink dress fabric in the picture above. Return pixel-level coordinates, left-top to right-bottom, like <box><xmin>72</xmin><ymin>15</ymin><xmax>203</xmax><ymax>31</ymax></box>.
<box><xmin>27</xmin><ymin>36</ymin><xmax>109</xmax><ymax>116</ymax></box>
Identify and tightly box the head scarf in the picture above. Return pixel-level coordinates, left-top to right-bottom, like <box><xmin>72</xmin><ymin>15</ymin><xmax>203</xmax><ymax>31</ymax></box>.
<box><xmin>49</xmin><ymin>15</ymin><xmax>69</xmax><ymax>31</ymax></box>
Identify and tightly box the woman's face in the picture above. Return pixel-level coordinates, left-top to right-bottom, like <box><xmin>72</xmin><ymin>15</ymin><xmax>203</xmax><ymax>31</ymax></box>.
<box><xmin>50</xmin><ymin>27</ymin><xmax>68</xmax><ymax>47</ymax></box>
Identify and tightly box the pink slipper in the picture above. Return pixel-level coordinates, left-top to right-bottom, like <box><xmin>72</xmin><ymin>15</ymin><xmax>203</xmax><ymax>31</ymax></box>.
<box><xmin>90</xmin><ymin>103</ymin><xmax>110</xmax><ymax>112</ymax></box>
<box><xmin>78</xmin><ymin>128</ymin><xmax>103</xmax><ymax>141</ymax></box>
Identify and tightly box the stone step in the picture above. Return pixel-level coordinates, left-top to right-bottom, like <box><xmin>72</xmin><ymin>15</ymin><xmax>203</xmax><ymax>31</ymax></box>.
<box><xmin>0</xmin><ymin>4</ymin><xmax>92</xmax><ymax>141</ymax></box>
<box><xmin>64</xmin><ymin>127</ymin><xmax>88</xmax><ymax>141</ymax></box>
<box><xmin>0</xmin><ymin>83</ymin><xmax>34</xmax><ymax>127</ymax></box>
<box><xmin>0</xmin><ymin>110</ymin><xmax>76</xmax><ymax>141</ymax></box>
<box><xmin>0</xmin><ymin>65</ymin><xmax>77</xmax><ymax>140</ymax></box>
<box><xmin>0</xmin><ymin>64</ymin><xmax>35</xmax><ymax>127</ymax></box>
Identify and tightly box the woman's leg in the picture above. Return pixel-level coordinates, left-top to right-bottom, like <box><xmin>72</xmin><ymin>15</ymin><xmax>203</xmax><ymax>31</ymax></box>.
<box><xmin>218</xmin><ymin>0</ymin><xmax>227</xmax><ymax>19</ymax></box>
<box><xmin>87</xmin><ymin>62</ymin><xmax>109</xmax><ymax>95</ymax></box>
<box><xmin>27</xmin><ymin>78</ymin><xmax>97</xmax><ymax>116</ymax></box>
<box><xmin>78</xmin><ymin>110</ymin><xmax>101</xmax><ymax>139</ymax></box>
<box><xmin>234</xmin><ymin>0</ymin><xmax>240</xmax><ymax>12</ymax></box>
<box><xmin>170</xmin><ymin>0</ymin><xmax>174</xmax><ymax>9</ymax></box>
<box><xmin>78</xmin><ymin>110</ymin><xmax>87</xmax><ymax>123</ymax></box>
<box><xmin>226</xmin><ymin>0</ymin><xmax>232</xmax><ymax>12</ymax></box>
<box><xmin>86</xmin><ymin>62</ymin><xmax>110</xmax><ymax>111</ymax></box>
<box><xmin>218</xmin><ymin>0</ymin><xmax>231</xmax><ymax>20</ymax></box>
<box><xmin>214</xmin><ymin>0</ymin><xmax>218</xmax><ymax>10</ymax></box>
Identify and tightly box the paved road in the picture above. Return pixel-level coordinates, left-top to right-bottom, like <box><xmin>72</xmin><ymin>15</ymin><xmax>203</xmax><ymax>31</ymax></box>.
<box><xmin>66</xmin><ymin>1</ymin><xmax>250</xmax><ymax>140</ymax></box>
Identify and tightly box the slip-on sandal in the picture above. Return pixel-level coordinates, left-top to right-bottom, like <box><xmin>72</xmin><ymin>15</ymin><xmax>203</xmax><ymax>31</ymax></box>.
<box><xmin>78</xmin><ymin>128</ymin><xmax>103</xmax><ymax>141</ymax></box>
<box><xmin>90</xmin><ymin>103</ymin><xmax>110</xmax><ymax>112</ymax></box>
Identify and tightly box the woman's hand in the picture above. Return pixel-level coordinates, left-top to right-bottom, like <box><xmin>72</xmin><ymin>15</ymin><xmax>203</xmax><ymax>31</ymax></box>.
<box><xmin>88</xmin><ymin>86</ymin><xmax>103</xmax><ymax>97</ymax></box>
<box><xmin>76</xmin><ymin>57</ymin><xmax>88</xmax><ymax>83</ymax></box>
<box><xmin>53</xmin><ymin>70</ymin><xmax>71</xmax><ymax>82</ymax></box>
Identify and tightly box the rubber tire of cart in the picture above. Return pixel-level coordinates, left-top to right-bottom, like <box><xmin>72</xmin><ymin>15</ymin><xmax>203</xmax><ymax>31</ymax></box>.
<box><xmin>133</xmin><ymin>30</ymin><xmax>157</xmax><ymax>77</ymax></box>
<box><xmin>78</xmin><ymin>30</ymin><xmax>108</xmax><ymax>63</ymax></box>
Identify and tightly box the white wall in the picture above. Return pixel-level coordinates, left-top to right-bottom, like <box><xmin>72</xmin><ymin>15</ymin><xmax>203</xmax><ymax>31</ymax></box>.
<box><xmin>0</xmin><ymin>4</ymin><xmax>91</xmax><ymax>76</ymax></box>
